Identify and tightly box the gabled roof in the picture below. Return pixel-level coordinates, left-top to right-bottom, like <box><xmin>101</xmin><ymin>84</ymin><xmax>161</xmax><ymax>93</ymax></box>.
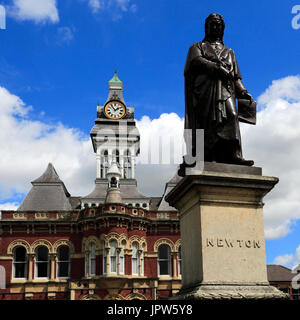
<box><xmin>17</xmin><ymin>163</ymin><xmax>72</xmax><ymax>211</ymax></box>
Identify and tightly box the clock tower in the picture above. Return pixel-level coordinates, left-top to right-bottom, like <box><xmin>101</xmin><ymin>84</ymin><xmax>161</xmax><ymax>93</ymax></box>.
<box><xmin>82</xmin><ymin>71</ymin><xmax>149</xmax><ymax>209</ymax></box>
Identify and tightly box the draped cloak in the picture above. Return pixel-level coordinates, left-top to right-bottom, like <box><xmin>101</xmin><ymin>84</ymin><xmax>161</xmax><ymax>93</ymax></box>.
<box><xmin>184</xmin><ymin>41</ymin><xmax>243</xmax><ymax>160</ymax></box>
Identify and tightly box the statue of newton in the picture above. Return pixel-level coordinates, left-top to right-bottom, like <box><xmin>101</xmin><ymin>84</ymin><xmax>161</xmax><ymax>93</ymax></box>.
<box><xmin>183</xmin><ymin>13</ymin><xmax>256</xmax><ymax>168</ymax></box>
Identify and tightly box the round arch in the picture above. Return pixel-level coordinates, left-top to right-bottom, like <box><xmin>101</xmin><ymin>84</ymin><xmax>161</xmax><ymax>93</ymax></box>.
<box><xmin>125</xmin><ymin>293</ymin><xmax>147</xmax><ymax>300</ymax></box>
<box><xmin>81</xmin><ymin>294</ymin><xmax>101</xmax><ymax>300</ymax></box>
<box><xmin>31</xmin><ymin>239</ymin><xmax>53</xmax><ymax>254</ymax></box>
<box><xmin>82</xmin><ymin>236</ymin><xmax>101</xmax><ymax>252</ymax></box>
<box><xmin>7</xmin><ymin>239</ymin><xmax>31</xmax><ymax>255</ymax></box>
<box><xmin>153</xmin><ymin>238</ymin><xmax>175</xmax><ymax>252</ymax></box>
<box><xmin>53</xmin><ymin>239</ymin><xmax>75</xmax><ymax>255</ymax></box>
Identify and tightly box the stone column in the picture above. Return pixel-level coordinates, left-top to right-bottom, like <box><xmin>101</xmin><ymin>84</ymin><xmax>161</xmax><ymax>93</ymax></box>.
<box><xmin>85</xmin><ymin>252</ymin><xmax>89</xmax><ymax>277</ymax></box>
<box><xmin>50</xmin><ymin>254</ymin><xmax>55</xmax><ymax>280</ymax></box>
<box><xmin>172</xmin><ymin>252</ymin><xmax>177</xmax><ymax>278</ymax></box>
<box><xmin>105</xmin><ymin>248</ymin><xmax>110</xmax><ymax>274</ymax></box>
<box><xmin>138</xmin><ymin>250</ymin><xmax>143</xmax><ymax>276</ymax></box>
<box><xmin>28</xmin><ymin>254</ymin><xmax>34</xmax><ymax>281</ymax></box>
<box><xmin>117</xmin><ymin>248</ymin><xmax>121</xmax><ymax>275</ymax></box>
<box><xmin>165</xmin><ymin>162</ymin><xmax>288</xmax><ymax>300</ymax></box>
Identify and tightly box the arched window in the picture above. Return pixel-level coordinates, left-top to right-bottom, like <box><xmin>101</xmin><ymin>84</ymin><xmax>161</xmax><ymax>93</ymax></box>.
<box><xmin>57</xmin><ymin>246</ymin><xmax>70</xmax><ymax>278</ymax></box>
<box><xmin>124</xmin><ymin>150</ymin><xmax>132</xmax><ymax>179</ymax></box>
<box><xmin>13</xmin><ymin>246</ymin><xmax>27</xmax><ymax>279</ymax></box>
<box><xmin>101</xmin><ymin>150</ymin><xmax>109</xmax><ymax>178</ymax></box>
<box><xmin>109</xmin><ymin>240</ymin><xmax>118</xmax><ymax>274</ymax></box>
<box><xmin>119</xmin><ymin>240</ymin><xmax>125</xmax><ymax>275</ymax></box>
<box><xmin>158</xmin><ymin>244</ymin><xmax>171</xmax><ymax>276</ymax></box>
<box><xmin>89</xmin><ymin>242</ymin><xmax>96</xmax><ymax>276</ymax></box>
<box><xmin>178</xmin><ymin>246</ymin><xmax>182</xmax><ymax>276</ymax></box>
<box><xmin>132</xmin><ymin>242</ymin><xmax>139</xmax><ymax>275</ymax></box>
<box><xmin>35</xmin><ymin>246</ymin><xmax>49</xmax><ymax>279</ymax></box>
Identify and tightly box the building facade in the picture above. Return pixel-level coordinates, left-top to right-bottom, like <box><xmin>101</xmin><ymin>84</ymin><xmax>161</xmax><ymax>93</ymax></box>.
<box><xmin>0</xmin><ymin>72</ymin><xmax>182</xmax><ymax>300</ymax></box>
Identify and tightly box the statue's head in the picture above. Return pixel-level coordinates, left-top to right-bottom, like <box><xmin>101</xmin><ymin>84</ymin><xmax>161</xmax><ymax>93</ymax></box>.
<box><xmin>204</xmin><ymin>13</ymin><xmax>225</xmax><ymax>42</ymax></box>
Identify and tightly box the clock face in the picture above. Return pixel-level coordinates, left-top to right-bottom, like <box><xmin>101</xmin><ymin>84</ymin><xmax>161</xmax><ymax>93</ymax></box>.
<box><xmin>104</xmin><ymin>101</ymin><xmax>126</xmax><ymax>119</ymax></box>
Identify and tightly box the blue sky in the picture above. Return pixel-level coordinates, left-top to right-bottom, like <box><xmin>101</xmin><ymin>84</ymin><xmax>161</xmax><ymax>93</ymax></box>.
<box><xmin>0</xmin><ymin>0</ymin><xmax>300</xmax><ymax>267</ymax></box>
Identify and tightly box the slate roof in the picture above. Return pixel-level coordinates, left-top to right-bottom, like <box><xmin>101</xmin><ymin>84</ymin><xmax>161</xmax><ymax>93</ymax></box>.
<box><xmin>82</xmin><ymin>179</ymin><xmax>148</xmax><ymax>200</ymax></box>
<box><xmin>157</xmin><ymin>170</ymin><xmax>182</xmax><ymax>211</ymax></box>
<box><xmin>267</xmin><ymin>265</ymin><xmax>294</xmax><ymax>282</ymax></box>
<box><xmin>17</xmin><ymin>163</ymin><xmax>72</xmax><ymax>212</ymax></box>
<box><xmin>149</xmin><ymin>197</ymin><xmax>162</xmax><ymax>211</ymax></box>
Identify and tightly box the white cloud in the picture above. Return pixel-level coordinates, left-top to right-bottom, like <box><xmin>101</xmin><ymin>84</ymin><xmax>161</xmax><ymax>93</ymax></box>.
<box><xmin>9</xmin><ymin>0</ymin><xmax>59</xmax><ymax>24</ymax></box>
<box><xmin>88</xmin><ymin>0</ymin><xmax>102</xmax><ymax>13</ymax></box>
<box><xmin>135</xmin><ymin>113</ymin><xmax>184</xmax><ymax>196</ymax></box>
<box><xmin>0</xmin><ymin>87</ymin><xmax>95</xmax><ymax>201</ymax></box>
<box><xmin>273</xmin><ymin>245</ymin><xmax>300</xmax><ymax>269</ymax></box>
<box><xmin>241</xmin><ymin>75</ymin><xmax>300</xmax><ymax>239</ymax></box>
<box><xmin>0</xmin><ymin>202</ymin><xmax>19</xmax><ymax>210</ymax></box>
<box><xmin>273</xmin><ymin>254</ymin><xmax>294</xmax><ymax>267</ymax></box>
<box><xmin>136</xmin><ymin>113</ymin><xmax>185</xmax><ymax>165</ymax></box>
<box><xmin>86</xmin><ymin>0</ymin><xmax>136</xmax><ymax>17</ymax></box>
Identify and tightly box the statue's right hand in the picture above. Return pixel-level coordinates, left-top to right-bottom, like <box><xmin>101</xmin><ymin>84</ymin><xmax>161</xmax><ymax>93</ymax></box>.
<box><xmin>217</xmin><ymin>65</ymin><xmax>231</xmax><ymax>80</ymax></box>
<box><xmin>206</xmin><ymin>61</ymin><xmax>220</xmax><ymax>75</ymax></box>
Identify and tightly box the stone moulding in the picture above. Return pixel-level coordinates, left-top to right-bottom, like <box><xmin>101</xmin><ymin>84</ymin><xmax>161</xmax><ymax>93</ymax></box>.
<box><xmin>171</xmin><ymin>283</ymin><xmax>289</xmax><ymax>300</ymax></box>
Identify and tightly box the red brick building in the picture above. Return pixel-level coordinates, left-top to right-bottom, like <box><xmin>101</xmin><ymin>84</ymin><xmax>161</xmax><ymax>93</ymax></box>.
<box><xmin>0</xmin><ymin>72</ymin><xmax>182</xmax><ymax>300</ymax></box>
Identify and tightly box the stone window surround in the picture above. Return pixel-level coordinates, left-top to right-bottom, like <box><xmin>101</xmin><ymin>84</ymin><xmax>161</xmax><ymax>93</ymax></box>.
<box><xmin>7</xmin><ymin>239</ymin><xmax>75</xmax><ymax>282</ymax></box>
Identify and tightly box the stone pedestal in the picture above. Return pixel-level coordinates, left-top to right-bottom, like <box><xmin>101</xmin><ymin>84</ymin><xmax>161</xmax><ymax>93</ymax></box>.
<box><xmin>165</xmin><ymin>162</ymin><xmax>288</xmax><ymax>300</ymax></box>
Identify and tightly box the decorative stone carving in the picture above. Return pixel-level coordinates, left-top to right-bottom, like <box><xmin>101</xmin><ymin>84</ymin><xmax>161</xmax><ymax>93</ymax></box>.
<box><xmin>153</xmin><ymin>238</ymin><xmax>175</xmax><ymax>252</ymax></box>
<box><xmin>125</xmin><ymin>293</ymin><xmax>146</xmax><ymax>300</ymax></box>
<box><xmin>31</xmin><ymin>239</ymin><xmax>53</xmax><ymax>254</ymax></box>
<box><xmin>7</xmin><ymin>239</ymin><xmax>31</xmax><ymax>254</ymax></box>
<box><xmin>53</xmin><ymin>239</ymin><xmax>75</xmax><ymax>254</ymax></box>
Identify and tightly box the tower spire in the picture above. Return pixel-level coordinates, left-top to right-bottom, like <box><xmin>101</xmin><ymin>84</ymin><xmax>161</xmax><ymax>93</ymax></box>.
<box><xmin>109</xmin><ymin>69</ymin><xmax>122</xmax><ymax>84</ymax></box>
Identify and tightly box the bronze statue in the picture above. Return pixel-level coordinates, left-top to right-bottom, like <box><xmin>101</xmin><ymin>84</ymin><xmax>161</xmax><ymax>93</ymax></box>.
<box><xmin>183</xmin><ymin>13</ymin><xmax>256</xmax><ymax>169</ymax></box>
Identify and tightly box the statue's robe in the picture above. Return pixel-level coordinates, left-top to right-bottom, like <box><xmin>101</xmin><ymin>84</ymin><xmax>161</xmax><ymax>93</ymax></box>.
<box><xmin>184</xmin><ymin>40</ymin><xmax>246</xmax><ymax>162</ymax></box>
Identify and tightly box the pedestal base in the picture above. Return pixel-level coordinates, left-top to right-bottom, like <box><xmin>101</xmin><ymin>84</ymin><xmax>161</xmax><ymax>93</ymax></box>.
<box><xmin>172</xmin><ymin>282</ymin><xmax>288</xmax><ymax>300</ymax></box>
<box><xmin>166</xmin><ymin>162</ymin><xmax>288</xmax><ymax>300</ymax></box>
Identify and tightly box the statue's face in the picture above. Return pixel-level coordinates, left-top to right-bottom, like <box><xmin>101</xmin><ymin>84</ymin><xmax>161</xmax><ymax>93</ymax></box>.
<box><xmin>207</xmin><ymin>18</ymin><xmax>224</xmax><ymax>39</ymax></box>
